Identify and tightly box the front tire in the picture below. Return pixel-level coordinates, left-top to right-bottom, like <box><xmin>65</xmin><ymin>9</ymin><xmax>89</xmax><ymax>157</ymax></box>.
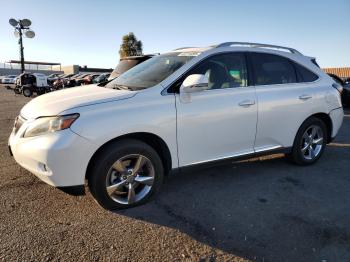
<box><xmin>14</xmin><ymin>87</ymin><xmax>22</xmax><ymax>94</ymax></box>
<box><xmin>289</xmin><ymin>117</ymin><xmax>327</xmax><ymax>165</ymax></box>
<box><xmin>88</xmin><ymin>139</ymin><xmax>164</xmax><ymax>210</ymax></box>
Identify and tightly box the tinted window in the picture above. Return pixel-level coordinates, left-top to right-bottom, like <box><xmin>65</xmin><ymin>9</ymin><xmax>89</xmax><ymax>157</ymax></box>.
<box><xmin>187</xmin><ymin>53</ymin><xmax>248</xmax><ymax>89</ymax></box>
<box><xmin>251</xmin><ymin>53</ymin><xmax>297</xmax><ymax>85</ymax></box>
<box><xmin>294</xmin><ymin>63</ymin><xmax>319</xmax><ymax>82</ymax></box>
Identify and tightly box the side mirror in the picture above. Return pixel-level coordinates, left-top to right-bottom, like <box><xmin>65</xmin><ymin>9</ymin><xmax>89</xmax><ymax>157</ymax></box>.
<box><xmin>180</xmin><ymin>74</ymin><xmax>209</xmax><ymax>93</ymax></box>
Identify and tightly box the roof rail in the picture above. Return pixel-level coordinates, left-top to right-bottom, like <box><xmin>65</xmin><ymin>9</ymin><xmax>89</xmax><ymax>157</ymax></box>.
<box><xmin>216</xmin><ymin>42</ymin><xmax>302</xmax><ymax>55</ymax></box>
<box><xmin>173</xmin><ymin>47</ymin><xmax>198</xmax><ymax>51</ymax></box>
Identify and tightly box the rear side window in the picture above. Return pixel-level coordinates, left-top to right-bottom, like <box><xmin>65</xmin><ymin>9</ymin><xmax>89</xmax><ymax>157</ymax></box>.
<box><xmin>293</xmin><ymin>63</ymin><xmax>319</xmax><ymax>82</ymax></box>
<box><xmin>251</xmin><ymin>53</ymin><xmax>297</xmax><ymax>85</ymax></box>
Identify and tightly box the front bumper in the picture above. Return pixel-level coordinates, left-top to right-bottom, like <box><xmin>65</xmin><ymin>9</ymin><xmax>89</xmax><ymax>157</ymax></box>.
<box><xmin>9</xmin><ymin>127</ymin><xmax>96</xmax><ymax>187</ymax></box>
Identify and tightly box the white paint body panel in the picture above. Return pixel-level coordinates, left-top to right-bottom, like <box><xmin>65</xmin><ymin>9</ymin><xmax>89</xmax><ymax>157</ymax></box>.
<box><xmin>254</xmin><ymin>82</ymin><xmax>329</xmax><ymax>149</ymax></box>
<box><xmin>176</xmin><ymin>87</ymin><xmax>257</xmax><ymax>166</ymax></box>
<box><xmin>9</xmin><ymin>128</ymin><xmax>95</xmax><ymax>187</ymax></box>
<box><xmin>329</xmin><ymin>107</ymin><xmax>344</xmax><ymax>137</ymax></box>
<box><xmin>8</xmin><ymin>45</ymin><xmax>343</xmax><ymax>187</ymax></box>
<box><xmin>20</xmin><ymin>85</ymin><xmax>135</xmax><ymax>119</ymax></box>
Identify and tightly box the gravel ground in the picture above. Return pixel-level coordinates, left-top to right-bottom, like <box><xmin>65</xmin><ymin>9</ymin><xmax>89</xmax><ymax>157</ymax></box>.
<box><xmin>0</xmin><ymin>85</ymin><xmax>350</xmax><ymax>262</ymax></box>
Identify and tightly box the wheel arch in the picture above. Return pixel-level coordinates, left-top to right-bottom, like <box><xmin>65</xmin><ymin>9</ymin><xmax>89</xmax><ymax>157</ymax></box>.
<box><xmin>22</xmin><ymin>84</ymin><xmax>34</xmax><ymax>90</ymax></box>
<box><xmin>298</xmin><ymin>113</ymin><xmax>333</xmax><ymax>143</ymax></box>
<box><xmin>86</xmin><ymin>132</ymin><xmax>173</xmax><ymax>181</ymax></box>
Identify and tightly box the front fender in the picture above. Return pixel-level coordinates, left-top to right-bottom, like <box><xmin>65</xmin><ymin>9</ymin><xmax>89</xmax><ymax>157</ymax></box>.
<box><xmin>66</xmin><ymin>91</ymin><xmax>178</xmax><ymax>169</ymax></box>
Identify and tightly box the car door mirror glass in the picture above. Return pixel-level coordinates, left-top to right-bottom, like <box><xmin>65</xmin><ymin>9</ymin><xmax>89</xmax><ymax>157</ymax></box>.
<box><xmin>180</xmin><ymin>74</ymin><xmax>209</xmax><ymax>93</ymax></box>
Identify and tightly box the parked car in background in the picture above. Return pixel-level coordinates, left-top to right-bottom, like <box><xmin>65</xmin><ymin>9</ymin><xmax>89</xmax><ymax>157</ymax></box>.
<box><xmin>0</xmin><ymin>75</ymin><xmax>9</xmax><ymax>84</ymax></box>
<box><xmin>61</xmin><ymin>73</ymin><xmax>76</xmax><ymax>81</ymax></box>
<box><xmin>47</xmin><ymin>73</ymin><xmax>65</xmax><ymax>85</ymax></box>
<box><xmin>327</xmin><ymin>73</ymin><xmax>350</xmax><ymax>106</ymax></box>
<box><xmin>48</xmin><ymin>74</ymin><xmax>62</xmax><ymax>84</ymax></box>
<box><xmin>52</xmin><ymin>74</ymin><xmax>77</xmax><ymax>88</ymax></box>
<box><xmin>342</xmin><ymin>80</ymin><xmax>350</xmax><ymax>106</ymax></box>
<box><xmin>1</xmin><ymin>75</ymin><xmax>17</xmax><ymax>84</ymax></box>
<box><xmin>52</xmin><ymin>78</ymin><xmax>65</xmax><ymax>89</ymax></box>
<box><xmin>93</xmin><ymin>73</ymin><xmax>110</xmax><ymax>84</ymax></box>
<box><xmin>8</xmin><ymin>42</ymin><xmax>343</xmax><ymax>211</ymax></box>
<box><xmin>83</xmin><ymin>74</ymin><xmax>100</xmax><ymax>85</ymax></box>
<box><xmin>108</xmin><ymin>54</ymin><xmax>156</xmax><ymax>80</ymax></box>
<box><xmin>47</xmin><ymin>73</ymin><xmax>61</xmax><ymax>79</ymax></box>
<box><xmin>68</xmin><ymin>73</ymin><xmax>90</xmax><ymax>86</ymax></box>
<box><xmin>328</xmin><ymin>73</ymin><xmax>344</xmax><ymax>86</ymax></box>
<box><xmin>61</xmin><ymin>74</ymin><xmax>79</xmax><ymax>88</ymax></box>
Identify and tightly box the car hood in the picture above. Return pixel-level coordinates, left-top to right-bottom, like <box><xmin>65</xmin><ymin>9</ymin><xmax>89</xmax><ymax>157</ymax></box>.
<box><xmin>20</xmin><ymin>85</ymin><xmax>136</xmax><ymax>119</ymax></box>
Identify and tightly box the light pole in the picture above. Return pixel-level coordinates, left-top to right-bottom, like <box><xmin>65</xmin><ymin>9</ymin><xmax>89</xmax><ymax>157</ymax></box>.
<box><xmin>9</xmin><ymin>18</ymin><xmax>35</xmax><ymax>73</ymax></box>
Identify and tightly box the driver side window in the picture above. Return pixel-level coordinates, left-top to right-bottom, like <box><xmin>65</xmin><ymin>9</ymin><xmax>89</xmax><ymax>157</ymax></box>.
<box><xmin>170</xmin><ymin>52</ymin><xmax>248</xmax><ymax>93</ymax></box>
<box><xmin>189</xmin><ymin>52</ymin><xmax>248</xmax><ymax>90</ymax></box>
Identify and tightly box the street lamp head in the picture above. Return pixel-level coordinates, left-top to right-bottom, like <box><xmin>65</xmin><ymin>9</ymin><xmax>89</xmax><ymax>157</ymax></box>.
<box><xmin>20</xmin><ymin>19</ymin><xmax>32</xmax><ymax>27</ymax></box>
<box><xmin>25</xmin><ymin>30</ymin><xmax>35</xmax><ymax>38</ymax></box>
<box><xmin>9</xmin><ymin>17</ymin><xmax>34</xmax><ymax>74</ymax></box>
<box><xmin>9</xmin><ymin>18</ymin><xmax>18</xmax><ymax>27</ymax></box>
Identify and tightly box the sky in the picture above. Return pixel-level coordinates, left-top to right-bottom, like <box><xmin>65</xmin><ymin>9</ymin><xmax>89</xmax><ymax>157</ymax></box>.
<box><xmin>0</xmin><ymin>0</ymin><xmax>349</xmax><ymax>68</ymax></box>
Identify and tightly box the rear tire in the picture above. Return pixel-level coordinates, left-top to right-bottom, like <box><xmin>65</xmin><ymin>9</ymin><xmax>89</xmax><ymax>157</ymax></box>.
<box><xmin>288</xmin><ymin>117</ymin><xmax>327</xmax><ymax>165</ymax></box>
<box><xmin>88</xmin><ymin>139</ymin><xmax>164</xmax><ymax>210</ymax></box>
<box><xmin>23</xmin><ymin>87</ymin><xmax>33</xmax><ymax>97</ymax></box>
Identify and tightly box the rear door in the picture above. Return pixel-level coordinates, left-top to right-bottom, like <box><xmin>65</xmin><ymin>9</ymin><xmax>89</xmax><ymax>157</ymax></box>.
<box><xmin>249</xmin><ymin>52</ymin><xmax>320</xmax><ymax>151</ymax></box>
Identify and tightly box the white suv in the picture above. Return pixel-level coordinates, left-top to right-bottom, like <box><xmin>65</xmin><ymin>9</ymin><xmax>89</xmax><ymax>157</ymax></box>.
<box><xmin>9</xmin><ymin>42</ymin><xmax>344</xmax><ymax>210</ymax></box>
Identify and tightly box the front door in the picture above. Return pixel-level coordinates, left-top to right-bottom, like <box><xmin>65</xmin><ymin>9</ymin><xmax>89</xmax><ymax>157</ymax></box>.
<box><xmin>175</xmin><ymin>52</ymin><xmax>258</xmax><ymax>167</ymax></box>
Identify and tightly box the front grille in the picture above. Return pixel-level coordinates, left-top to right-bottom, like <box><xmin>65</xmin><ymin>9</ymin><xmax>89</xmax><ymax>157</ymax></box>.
<box><xmin>13</xmin><ymin>115</ymin><xmax>26</xmax><ymax>134</ymax></box>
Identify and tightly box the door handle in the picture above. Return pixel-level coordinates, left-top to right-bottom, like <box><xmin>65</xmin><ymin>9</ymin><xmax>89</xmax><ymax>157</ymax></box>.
<box><xmin>238</xmin><ymin>100</ymin><xmax>255</xmax><ymax>107</ymax></box>
<box><xmin>299</xmin><ymin>94</ymin><xmax>312</xmax><ymax>100</ymax></box>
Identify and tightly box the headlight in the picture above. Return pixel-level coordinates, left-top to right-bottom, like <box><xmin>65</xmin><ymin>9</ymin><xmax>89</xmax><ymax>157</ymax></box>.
<box><xmin>23</xmin><ymin>114</ymin><xmax>79</xmax><ymax>138</ymax></box>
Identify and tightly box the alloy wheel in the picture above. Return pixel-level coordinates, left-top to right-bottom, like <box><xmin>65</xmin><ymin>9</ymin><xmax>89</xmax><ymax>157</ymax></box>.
<box><xmin>105</xmin><ymin>154</ymin><xmax>155</xmax><ymax>205</ymax></box>
<box><xmin>300</xmin><ymin>125</ymin><xmax>324</xmax><ymax>160</ymax></box>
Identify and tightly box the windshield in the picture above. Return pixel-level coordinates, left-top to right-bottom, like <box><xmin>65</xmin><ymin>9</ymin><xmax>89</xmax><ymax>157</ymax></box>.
<box><xmin>109</xmin><ymin>60</ymin><xmax>141</xmax><ymax>80</ymax></box>
<box><xmin>106</xmin><ymin>52</ymin><xmax>198</xmax><ymax>90</ymax></box>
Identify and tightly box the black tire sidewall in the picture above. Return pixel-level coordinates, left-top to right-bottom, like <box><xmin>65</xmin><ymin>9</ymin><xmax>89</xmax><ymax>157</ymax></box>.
<box><xmin>88</xmin><ymin>139</ymin><xmax>164</xmax><ymax>210</ymax></box>
<box><xmin>291</xmin><ymin>117</ymin><xmax>327</xmax><ymax>165</ymax></box>
<box><xmin>23</xmin><ymin>88</ymin><xmax>33</xmax><ymax>97</ymax></box>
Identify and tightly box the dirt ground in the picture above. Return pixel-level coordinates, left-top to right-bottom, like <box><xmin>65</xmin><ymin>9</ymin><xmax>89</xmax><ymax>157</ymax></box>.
<box><xmin>1</xmin><ymin>85</ymin><xmax>350</xmax><ymax>261</ymax></box>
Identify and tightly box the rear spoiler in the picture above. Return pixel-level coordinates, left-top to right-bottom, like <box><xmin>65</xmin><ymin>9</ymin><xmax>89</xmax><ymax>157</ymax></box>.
<box><xmin>306</xmin><ymin>56</ymin><xmax>320</xmax><ymax>67</ymax></box>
